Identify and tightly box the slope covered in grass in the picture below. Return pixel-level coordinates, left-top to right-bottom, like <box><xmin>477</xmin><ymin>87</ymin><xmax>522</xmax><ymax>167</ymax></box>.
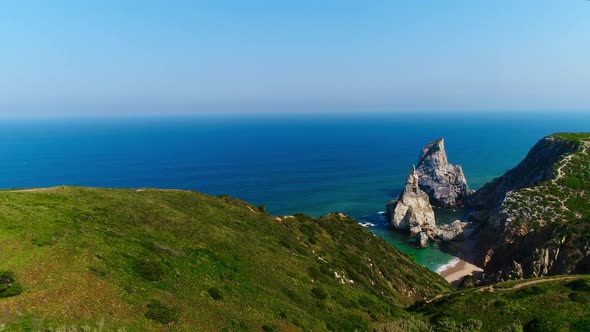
<box><xmin>0</xmin><ymin>187</ymin><xmax>449</xmax><ymax>331</ymax></box>
<box><xmin>409</xmin><ymin>275</ymin><xmax>590</xmax><ymax>331</ymax></box>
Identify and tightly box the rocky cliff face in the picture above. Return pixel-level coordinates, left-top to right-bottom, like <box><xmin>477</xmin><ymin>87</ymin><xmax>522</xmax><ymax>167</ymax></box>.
<box><xmin>386</xmin><ymin>167</ymin><xmax>436</xmax><ymax>246</ymax></box>
<box><xmin>468</xmin><ymin>135</ymin><xmax>589</xmax><ymax>282</ymax></box>
<box><xmin>416</xmin><ymin>138</ymin><xmax>473</xmax><ymax>208</ymax></box>
<box><xmin>468</xmin><ymin>136</ymin><xmax>578</xmax><ymax>209</ymax></box>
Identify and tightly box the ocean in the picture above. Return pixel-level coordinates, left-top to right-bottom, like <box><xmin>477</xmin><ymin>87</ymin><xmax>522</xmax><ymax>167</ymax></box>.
<box><xmin>1</xmin><ymin>111</ymin><xmax>588</xmax><ymax>271</ymax></box>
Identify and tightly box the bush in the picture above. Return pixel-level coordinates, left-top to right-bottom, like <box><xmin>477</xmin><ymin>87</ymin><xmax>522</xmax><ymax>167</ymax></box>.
<box><xmin>145</xmin><ymin>300</ymin><xmax>178</xmax><ymax>324</ymax></box>
<box><xmin>311</xmin><ymin>287</ymin><xmax>328</xmax><ymax>300</ymax></box>
<box><xmin>500</xmin><ymin>323</ymin><xmax>524</xmax><ymax>332</ymax></box>
<box><xmin>459</xmin><ymin>275</ymin><xmax>478</xmax><ymax>289</ymax></box>
<box><xmin>0</xmin><ymin>271</ymin><xmax>22</xmax><ymax>298</ymax></box>
<box><xmin>373</xmin><ymin>317</ymin><xmax>433</xmax><ymax>332</ymax></box>
<box><xmin>565</xmin><ymin>279</ymin><xmax>590</xmax><ymax>292</ymax></box>
<box><xmin>134</xmin><ymin>258</ymin><xmax>165</xmax><ymax>281</ymax></box>
<box><xmin>208</xmin><ymin>287</ymin><xmax>223</xmax><ymax>300</ymax></box>
<box><xmin>262</xmin><ymin>325</ymin><xmax>276</xmax><ymax>332</ymax></box>
<box><xmin>568</xmin><ymin>292</ymin><xmax>589</xmax><ymax>303</ymax></box>
<box><xmin>523</xmin><ymin>317</ymin><xmax>559</xmax><ymax>332</ymax></box>
<box><xmin>559</xmin><ymin>176</ymin><xmax>582</xmax><ymax>189</ymax></box>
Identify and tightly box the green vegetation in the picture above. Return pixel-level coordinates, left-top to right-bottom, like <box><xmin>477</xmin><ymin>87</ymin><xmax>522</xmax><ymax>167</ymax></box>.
<box><xmin>0</xmin><ymin>186</ymin><xmax>449</xmax><ymax>331</ymax></box>
<box><xmin>0</xmin><ymin>271</ymin><xmax>22</xmax><ymax>298</ymax></box>
<box><xmin>551</xmin><ymin>133</ymin><xmax>590</xmax><ymax>143</ymax></box>
<box><xmin>410</xmin><ymin>276</ymin><xmax>590</xmax><ymax>332</ymax></box>
<box><xmin>145</xmin><ymin>300</ymin><xmax>179</xmax><ymax>324</ymax></box>
<box><xmin>499</xmin><ymin>134</ymin><xmax>590</xmax><ymax>229</ymax></box>
<box><xmin>1</xmin><ymin>185</ymin><xmax>588</xmax><ymax>330</ymax></box>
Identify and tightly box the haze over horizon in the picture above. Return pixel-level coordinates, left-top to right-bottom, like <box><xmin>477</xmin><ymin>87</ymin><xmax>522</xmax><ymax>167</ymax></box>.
<box><xmin>2</xmin><ymin>1</ymin><xmax>590</xmax><ymax>116</ymax></box>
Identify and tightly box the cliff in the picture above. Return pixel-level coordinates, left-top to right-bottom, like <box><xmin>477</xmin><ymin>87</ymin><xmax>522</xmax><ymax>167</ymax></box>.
<box><xmin>468</xmin><ymin>136</ymin><xmax>578</xmax><ymax>209</ymax></box>
<box><xmin>416</xmin><ymin>138</ymin><xmax>473</xmax><ymax>208</ymax></box>
<box><xmin>469</xmin><ymin>134</ymin><xmax>590</xmax><ymax>282</ymax></box>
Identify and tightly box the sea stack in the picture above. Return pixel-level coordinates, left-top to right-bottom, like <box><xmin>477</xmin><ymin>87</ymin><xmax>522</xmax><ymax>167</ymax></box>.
<box><xmin>416</xmin><ymin>138</ymin><xmax>473</xmax><ymax>208</ymax></box>
<box><xmin>386</xmin><ymin>166</ymin><xmax>436</xmax><ymax>247</ymax></box>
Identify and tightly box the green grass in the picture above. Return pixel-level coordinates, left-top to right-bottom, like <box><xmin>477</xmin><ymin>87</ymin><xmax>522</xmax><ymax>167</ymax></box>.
<box><xmin>551</xmin><ymin>133</ymin><xmax>590</xmax><ymax>142</ymax></box>
<box><xmin>410</xmin><ymin>276</ymin><xmax>590</xmax><ymax>332</ymax></box>
<box><xmin>0</xmin><ymin>186</ymin><xmax>449</xmax><ymax>331</ymax></box>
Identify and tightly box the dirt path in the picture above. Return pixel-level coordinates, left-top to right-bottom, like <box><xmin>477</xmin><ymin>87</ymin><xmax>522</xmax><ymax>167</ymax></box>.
<box><xmin>8</xmin><ymin>188</ymin><xmax>52</xmax><ymax>193</ymax></box>
<box><xmin>477</xmin><ymin>276</ymin><xmax>576</xmax><ymax>293</ymax></box>
<box><xmin>554</xmin><ymin>141</ymin><xmax>589</xmax><ymax>181</ymax></box>
<box><xmin>555</xmin><ymin>154</ymin><xmax>574</xmax><ymax>181</ymax></box>
<box><xmin>426</xmin><ymin>276</ymin><xmax>576</xmax><ymax>303</ymax></box>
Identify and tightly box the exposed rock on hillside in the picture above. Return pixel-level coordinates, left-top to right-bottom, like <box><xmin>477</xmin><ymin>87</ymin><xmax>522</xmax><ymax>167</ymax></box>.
<box><xmin>468</xmin><ymin>136</ymin><xmax>578</xmax><ymax>209</ymax></box>
<box><xmin>435</xmin><ymin>220</ymin><xmax>468</xmax><ymax>242</ymax></box>
<box><xmin>468</xmin><ymin>134</ymin><xmax>590</xmax><ymax>282</ymax></box>
<box><xmin>386</xmin><ymin>167</ymin><xmax>436</xmax><ymax>239</ymax></box>
<box><xmin>416</xmin><ymin>138</ymin><xmax>473</xmax><ymax>208</ymax></box>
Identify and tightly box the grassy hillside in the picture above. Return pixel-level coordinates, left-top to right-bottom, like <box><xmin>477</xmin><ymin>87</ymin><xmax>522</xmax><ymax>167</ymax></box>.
<box><xmin>409</xmin><ymin>275</ymin><xmax>590</xmax><ymax>331</ymax></box>
<box><xmin>0</xmin><ymin>187</ymin><xmax>449</xmax><ymax>331</ymax></box>
<box><xmin>501</xmin><ymin>133</ymin><xmax>590</xmax><ymax>226</ymax></box>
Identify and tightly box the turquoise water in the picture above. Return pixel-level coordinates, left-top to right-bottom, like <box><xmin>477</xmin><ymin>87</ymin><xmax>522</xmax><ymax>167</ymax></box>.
<box><xmin>0</xmin><ymin>111</ymin><xmax>588</xmax><ymax>271</ymax></box>
<box><xmin>360</xmin><ymin>208</ymin><xmax>470</xmax><ymax>271</ymax></box>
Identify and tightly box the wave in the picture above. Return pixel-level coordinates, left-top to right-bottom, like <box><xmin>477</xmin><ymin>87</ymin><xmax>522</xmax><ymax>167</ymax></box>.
<box><xmin>435</xmin><ymin>257</ymin><xmax>461</xmax><ymax>273</ymax></box>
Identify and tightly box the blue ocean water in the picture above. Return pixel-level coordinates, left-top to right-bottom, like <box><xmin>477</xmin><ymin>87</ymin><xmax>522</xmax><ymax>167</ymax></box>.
<box><xmin>0</xmin><ymin>111</ymin><xmax>588</xmax><ymax>270</ymax></box>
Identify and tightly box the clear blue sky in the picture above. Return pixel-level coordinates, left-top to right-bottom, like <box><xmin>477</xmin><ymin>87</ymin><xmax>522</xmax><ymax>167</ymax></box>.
<box><xmin>2</xmin><ymin>0</ymin><xmax>589</xmax><ymax>115</ymax></box>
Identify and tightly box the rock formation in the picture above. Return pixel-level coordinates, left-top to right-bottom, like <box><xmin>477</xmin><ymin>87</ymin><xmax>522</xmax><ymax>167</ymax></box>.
<box><xmin>467</xmin><ymin>135</ymin><xmax>587</xmax><ymax>282</ymax></box>
<box><xmin>434</xmin><ymin>220</ymin><xmax>468</xmax><ymax>242</ymax></box>
<box><xmin>386</xmin><ymin>166</ymin><xmax>436</xmax><ymax>240</ymax></box>
<box><xmin>468</xmin><ymin>136</ymin><xmax>578</xmax><ymax>209</ymax></box>
<box><xmin>416</xmin><ymin>138</ymin><xmax>473</xmax><ymax>208</ymax></box>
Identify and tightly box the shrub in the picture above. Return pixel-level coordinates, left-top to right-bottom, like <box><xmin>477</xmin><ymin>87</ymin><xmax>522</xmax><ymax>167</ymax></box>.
<box><xmin>145</xmin><ymin>300</ymin><xmax>178</xmax><ymax>324</ymax></box>
<box><xmin>523</xmin><ymin>317</ymin><xmax>559</xmax><ymax>332</ymax></box>
<box><xmin>565</xmin><ymin>279</ymin><xmax>590</xmax><ymax>292</ymax></box>
<box><xmin>434</xmin><ymin>317</ymin><xmax>461</xmax><ymax>332</ymax></box>
<box><xmin>311</xmin><ymin>287</ymin><xmax>328</xmax><ymax>300</ymax></box>
<box><xmin>326</xmin><ymin>314</ymin><xmax>366</xmax><ymax>331</ymax></box>
<box><xmin>459</xmin><ymin>275</ymin><xmax>478</xmax><ymax>289</ymax></box>
<box><xmin>208</xmin><ymin>287</ymin><xmax>223</xmax><ymax>300</ymax></box>
<box><xmin>373</xmin><ymin>317</ymin><xmax>433</xmax><ymax>332</ymax></box>
<box><xmin>559</xmin><ymin>177</ymin><xmax>582</xmax><ymax>189</ymax></box>
<box><xmin>0</xmin><ymin>271</ymin><xmax>22</xmax><ymax>298</ymax></box>
<box><xmin>568</xmin><ymin>292</ymin><xmax>588</xmax><ymax>303</ymax></box>
<box><xmin>134</xmin><ymin>258</ymin><xmax>165</xmax><ymax>281</ymax></box>
<box><xmin>500</xmin><ymin>323</ymin><xmax>524</xmax><ymax>332</ymax></box>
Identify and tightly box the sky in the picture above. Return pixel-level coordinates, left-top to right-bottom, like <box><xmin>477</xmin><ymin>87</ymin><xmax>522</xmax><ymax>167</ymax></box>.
<box><xmin>1</xmin><ymin>0</ymin><xmax>590</xmax><ymax>115</ymax></box>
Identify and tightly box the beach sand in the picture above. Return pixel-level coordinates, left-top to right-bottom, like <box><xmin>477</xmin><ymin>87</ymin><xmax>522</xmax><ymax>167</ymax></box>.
<box><xmin>437</xmin><ymin>238</ymin><xmax>483</xmax><ymax>286</ymax></box>
<box><xmin>440</xmin><ymin>258</ymin><xmax>483</xmax><ymax>285</ymax></box>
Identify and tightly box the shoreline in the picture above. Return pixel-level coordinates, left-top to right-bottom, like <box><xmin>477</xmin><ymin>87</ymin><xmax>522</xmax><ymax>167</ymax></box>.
<box><xmin>436</xmin><ymin>239</ymin><xmax>483</xmax><ymax>285</ymax></box>
<box><xmin>439</xmin><ymin>257</ymin><xmax>482</xmax><ymax>285</ymax></box>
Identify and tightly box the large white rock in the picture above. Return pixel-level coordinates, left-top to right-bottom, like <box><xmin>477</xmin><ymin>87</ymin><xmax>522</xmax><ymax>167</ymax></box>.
<box><xmin>386</xmin><ymin>167</ymin><xmax>436</xmax><ymax>235</ymax></box>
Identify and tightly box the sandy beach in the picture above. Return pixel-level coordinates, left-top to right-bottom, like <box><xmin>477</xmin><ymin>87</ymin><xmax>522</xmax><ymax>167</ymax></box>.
<box><xmin>437</xmin><ymin>238</ymin><xmax>483</xmax><ymax>286</ymax></box>
<box><xmin>440</xmin><ymin>258</ymin><xmax>483</xmax><ymax>285</ymax></box>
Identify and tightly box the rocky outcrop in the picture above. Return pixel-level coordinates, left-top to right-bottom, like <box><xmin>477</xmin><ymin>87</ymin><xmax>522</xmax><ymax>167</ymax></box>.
<box><xmin>386</xmin><ymin>167</ymin><xmax>436</xmax><ymax>238</ymax></box>
<box><xmin>468</xmin><ymin>136</ymin><xmax>577</xmax><ymax>209</ymax></box>
<box><xmin>417</xmin><ymin>232</ymin><xmax>429</xmax><ymax>248</ymax></box>
<box><xmin>416</xmin><ymin>138</ymin><xmax>473</xmax><ymax>208</ymax></box>
<box><xmin>468</xmin><ymin>135</ymin><xmax>587</xmax><ymax>282</ymax></box>
<box><xmin>435</xmin><ymin>220</ymin><xmax>468</xmax><ymax>242</ymax></box>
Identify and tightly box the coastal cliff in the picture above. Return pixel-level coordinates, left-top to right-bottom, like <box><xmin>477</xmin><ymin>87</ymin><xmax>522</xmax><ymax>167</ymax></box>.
<box><xmin>416</xmin><ymin>138</ymin><xmax>473</xmax><ymax>208</ymax></box>
<box><xmin>469</xmin><ymin>134</ymin><xmax>590</xmax><ymax>282</ymax></box>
